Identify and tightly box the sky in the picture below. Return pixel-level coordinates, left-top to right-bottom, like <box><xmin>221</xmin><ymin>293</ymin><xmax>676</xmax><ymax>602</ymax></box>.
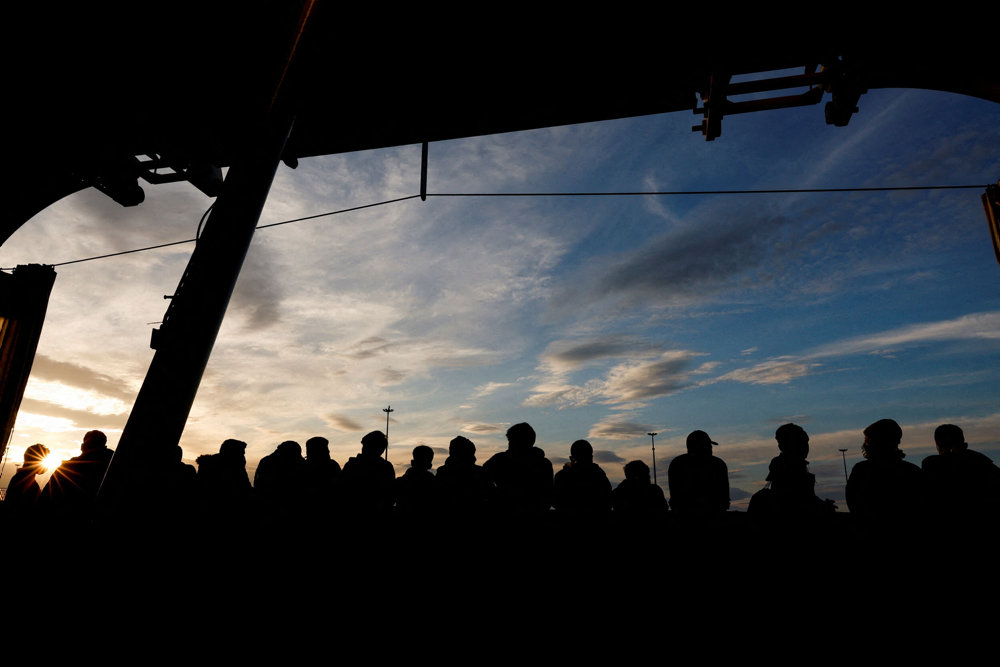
<box><xmin>2</xmin><ymin>83</ymin><xmax>999</xmax><ymax>510</ymax></box>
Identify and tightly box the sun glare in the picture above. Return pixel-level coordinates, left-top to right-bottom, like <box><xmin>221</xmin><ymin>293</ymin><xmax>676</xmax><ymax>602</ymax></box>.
<box><xmin>41</xmin><ymin>451</ymin><xmax>63</xmax><ymax>472</ymax></box>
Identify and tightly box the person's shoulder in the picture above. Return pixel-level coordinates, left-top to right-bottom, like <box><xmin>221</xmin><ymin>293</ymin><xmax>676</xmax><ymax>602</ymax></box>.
<box><xmin>921</xmin><ymin>453</ymin><xmax>944</xmax><ymax>470</ymax></box>
<box><xmin>964</xmin><ymin>449</ymin><xmax>999</xmax><ymax>467</ymax></box>
<box><xmin>484</xmin><ymin>451</ymin><xmax>507</xmax><ymax>464</ymax></box>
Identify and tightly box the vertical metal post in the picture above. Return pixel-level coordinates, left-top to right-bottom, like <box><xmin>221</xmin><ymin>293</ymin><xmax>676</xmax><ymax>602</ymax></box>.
<box><xmin>383</xmin><ymin>405</ymin><xmax>393</xmax><ymax>461</ymax></box>
<box><xmin>648</xmin><ymin>432</ymin><xmax>657</xmax><ymax>485</ymax></box>
<box><xmin>838</xmin><ymin>448</ymin><xmax>849</xmax><ymax>484</ymax></box>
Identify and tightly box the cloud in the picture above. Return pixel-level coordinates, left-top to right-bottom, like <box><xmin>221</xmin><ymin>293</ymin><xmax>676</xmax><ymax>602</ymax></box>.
<box><xmin>594</xmin><ymin>449</ymin><xmax>627</xmax><ymax>464</ymax></box>
<box><xmin>539</xmin><ymin>336</ymin><xmax>660</xmax><ymax>374</ymax></box>
<box><xmin>550</xmin><ymin>205</ymin><xmax>794</xmax><ymax>316</ymax></box>
<box><xmin>715</xmin><ymin>357</ymin><xmax>819</xmax><ymax>386</ymax></box>
<box><xmin>587</xmin><ymin>414</ymin><xmax>659</xmax><ymax>441</ymax></box>
<box><xmin>325</xmin><ymin>414</ymin><xmax>363</xmax><ymax>431</ymax></box>
<box><xmin>377</xmin><ymin>368</ymin><xmax>408</xmax><ymax>385</ymax></box>
<box><xmin>717</xmin><ymin>310</ymin><xmax>1000</xmax><ymax>386</ymax></box>
<box><xmin>809</xmin><ymin>311</ymin><xmax>1000</xmax><ymax>358</ymax></box>
<box><xmin>18</xmin><ymin>397</ymin><xmax>128</xmax><ymax>431</ymax></box>
<box><xmin>472</xmin><ymin>382</ymin><xmax>514</xmax><ymax>398</ymax></box>
<box><xmin>459</xmin><ymin>422</ymin><xmax>506</xmax><ymax>434</ymax></box>
<box><xmin>227</xmin><ymin>243</ymin><xmax>286</xmax><ymax>332</ymax></box>
<box><xmin>599</xmin><ymin>352</ymin><xmax>700</xmax><ymax>403</ymax></box>
<box><xmin>30</xmin><ymin>354</ymin><xmax>135</xmax><ymax>401</ymax></box>
<box><xmin>527</xmin><ymin>336</ymin><xmax>704</xmax><ymax>408</ymax></box>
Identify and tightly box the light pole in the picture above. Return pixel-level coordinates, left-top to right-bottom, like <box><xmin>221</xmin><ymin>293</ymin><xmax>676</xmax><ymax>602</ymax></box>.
<box><xmin>838</xmin><ymin>448</ymin><xmax>849</xmax><ymax>484</ymax></box>
<box><xmin>383</xmin><ymin>405</ymin><xmax>393</xmax><ymax>461</ymax></box>
<box><xmin>648</xmin><ymin>432</ymin><xmax>658</xmax><ymax>485</ymax></box>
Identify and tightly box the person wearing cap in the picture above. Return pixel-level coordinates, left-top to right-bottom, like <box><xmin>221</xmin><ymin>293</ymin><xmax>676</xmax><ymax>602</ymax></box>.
<box><xmin>340</xmin><ymin>430</ymin><xmax>396</xmax><ymax>515</ymax></box>
<box><xmin>667</xmin><ymin>430</ymin><xmax>730</xmax><ymax>513</ymax></box>
<box><xmin>195</xmin><ymin>438</ymin><xmax>254</xmax><ymax>524</ymax></box>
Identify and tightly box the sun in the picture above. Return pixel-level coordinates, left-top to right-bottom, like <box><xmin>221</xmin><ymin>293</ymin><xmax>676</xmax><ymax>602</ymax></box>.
<box><xmin>41</xmin><ymin>451</ymin><xmax>63</xmax><ymax>472</ymax></box>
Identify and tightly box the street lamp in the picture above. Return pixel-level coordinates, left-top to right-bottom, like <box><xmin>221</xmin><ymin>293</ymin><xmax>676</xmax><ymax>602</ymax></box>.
<box><xmin>648</xmin><ymin>432</ymin><xmax>658</xmax><ymax>485</ymax></box>
<box><xmin>383</xmin><ymin>405</ymin><xmax>394</xmax><ymax>461</ymax></box>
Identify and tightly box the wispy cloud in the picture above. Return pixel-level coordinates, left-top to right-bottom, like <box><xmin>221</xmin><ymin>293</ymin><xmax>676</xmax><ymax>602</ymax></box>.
<box><xmin>587</xmin><ymin>414</ymin><xmax>659</xmax><ymax>441</ymax></box>
<box><xmin>527</xmin><ymin>337</ymin><xmax>703</xmax><ymax>408</ymax></box>
<box><xmin>326</xmin><ymin>414</ymin><xmax>363</xmax><ymax>432</ymax></box>
<box><xmin>717</xmin><ymin>310</ymin><xmax>1000</xmax><ymax>386</ymax></box>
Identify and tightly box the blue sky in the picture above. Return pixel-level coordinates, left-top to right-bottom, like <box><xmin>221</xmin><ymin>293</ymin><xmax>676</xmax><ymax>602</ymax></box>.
<box><xmin>2</xmin><ymin>86</ymin><xmax>998</xmax><ymax>509</ymax></box>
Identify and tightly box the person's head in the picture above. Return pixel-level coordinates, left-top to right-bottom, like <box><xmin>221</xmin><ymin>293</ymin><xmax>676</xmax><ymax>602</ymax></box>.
<box><xmin>276</xmin><ymin>440</ymin><xmax>302</xmax><ymax>458</ymax></box>
<box><xmin>570</xmin><ymin>439</ymin><xmax>593</xmax><ymax>464</ymax></box>
<box><xmin>686</xmin><ymin>430</ymin><xmax>716</xmax><ymax>456</ymax></box>
<box><xmin>219</xmin><ymin>439</ymin><xmax>248</xmax><ymax>462</ymax></box>
<box><xmin>23</xmin><ymin>443</ymin><xmax>50</xmax><ymax>470</ymax></box>
<box><xmin>862</xmin><ymin>419</ymin><xmax>903</xmax><ymax>460</ymax></box>
<box><xmin>306</xmin><ymin>436</ymin><xmax>330</xmax><ymax>461</ymax></box>
<box><xmin>361</xmin><ymin>430</ymin><xmax>388</xmax><ymax>456</ymax></box>
<box><xmin>448</xmin><ymin>435</ymin><xmax>476</xmax><ymax>464</ymax></box>
<box><xmin>623</xmin><ymin>460</ymin><xmax>650</xmax><ymax>482</ymax></box>
<box><xmin>411</xmin><ymin>445</ymin><xmax>434</xmax><ymax>470</ymax></box>
<box><xmin>775</xmin><ymin>423</ymin><xmax>809</xmax><ymax>459</ymax></box>
<box><xmin>934</xmin><ymin>424</ymin><xmax>967</xmax><ymax>455</ymax></box>
<box><xmin>81</xmin><ymin>430</ymin><xmax>107</xmax><ymax>453</ymax></box>
<box><xmin>506</xmin><ymin>422</ymin><xmax>536</xmax><ymax>453</ymax></box>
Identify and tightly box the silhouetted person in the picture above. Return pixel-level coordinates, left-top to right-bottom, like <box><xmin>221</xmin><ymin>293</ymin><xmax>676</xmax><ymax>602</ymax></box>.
<box><xmin>612</xmin><ymin>460</ymin><xmax>668</xmax><ymax>516</ymax></box>
<box><xmin>435</xmin><ymin>435</ymin><xmax>490</xmax><ymax>517</ymax></box>
<box><xmin>750</xmin><ymin>424</ymin><xmax>835</xmax><ymax>517</ymax></box>
<box><xmin>552</xmin><ymin>440</ymin><xmax>612</xmax><ymax>516</ymax></box>
<box><xmin>394</xmin><ymin>445</ymin><xmax>438</xmax><ymax>515</ymax></box>
<box><xmin>483</xmin><ymin>422</ymin><xmax>553</xmax><ymax>514</ymax></box>
<box><xmin>195</xmin><ymin>438</ymin><xmax>254</xmax><ymax>526</ymax></box>
<box><xmin>43</xmin><ymin>430</ymin><xmax>114</xmax><ymax>525</ymax></box>
<box><xmin>254</xmin><ymin>440</ymin><xmax>308</xmax><ymax>521</ymax></box>
<box><xmin>340</xmin><ymin>430</ymin><xmax>396</xmax><ymax>515</ymax></box>
<box><xmin>4</xmin><ymin>443</ymin><xmax>50</xmax><ymax>517</ymax></box>
<box><xmin>922</xmin><ymin>423</ymin><xmax>1000</xmax><ymax>519</ymax></box>
<box><xmin>303</xmin><ymin>436</ymin><xmax>342</xmax><ymax>514</ymax></box>
<box><xmin>846</xmin><ymin>419</ymin><xmax>926</xmax><ymax>526</ymax></box>
<box><xmin>138</xmin><ymin>442</ymin><xmax>199</xmax><ymax>530</ymax></box>
<box><xmin>668</xmin><ymin>430</ymin><xmax>730</xmax><ymax>514</ymax></box>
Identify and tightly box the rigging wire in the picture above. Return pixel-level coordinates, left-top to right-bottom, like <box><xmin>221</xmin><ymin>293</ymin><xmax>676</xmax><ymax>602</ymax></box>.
<box><xmin>2</xmin><ymin>184</ymin><xmax>987</xmax><ymax>271</ymax></box>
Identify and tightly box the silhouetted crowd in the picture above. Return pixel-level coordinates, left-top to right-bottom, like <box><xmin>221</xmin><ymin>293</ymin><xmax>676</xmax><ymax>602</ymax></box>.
<box><xmin>3</xmin><ymin>418</ymin><xmax>998</xmax><ymax>545</ymax></box>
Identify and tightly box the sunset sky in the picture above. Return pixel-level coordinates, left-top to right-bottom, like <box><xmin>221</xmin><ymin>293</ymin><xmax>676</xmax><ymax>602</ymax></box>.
<box><xmin>2</xmin><ymin>84</ymin><xmax>998</xmax><ymax>509</ymax></box>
